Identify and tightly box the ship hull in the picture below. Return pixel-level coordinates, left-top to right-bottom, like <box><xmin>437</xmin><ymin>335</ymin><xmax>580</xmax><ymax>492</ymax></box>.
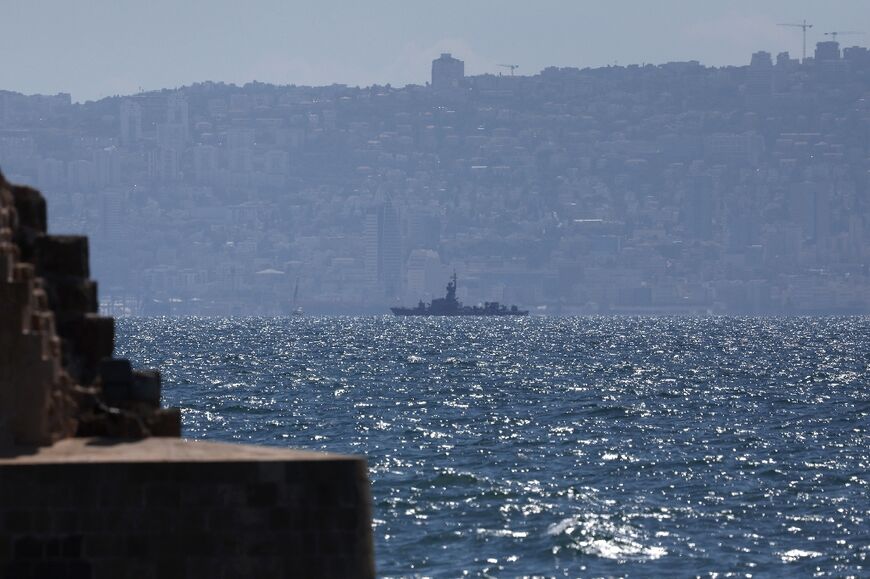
<box><xmin>391</xmin><ymin>274</ymin><xmax>528</xmax><ymax>317</ymax></box>
<box><xmin>390</xmin><ymin>308</ymin><xmax>528</xmax><ymax>317</ymax></box>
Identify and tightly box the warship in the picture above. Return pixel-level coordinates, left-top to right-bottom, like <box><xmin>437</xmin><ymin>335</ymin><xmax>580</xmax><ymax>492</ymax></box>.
<box><xmin>391</xmin><ymin>274</ymin><xmax>528</xmax><ymax>316</ymax></box>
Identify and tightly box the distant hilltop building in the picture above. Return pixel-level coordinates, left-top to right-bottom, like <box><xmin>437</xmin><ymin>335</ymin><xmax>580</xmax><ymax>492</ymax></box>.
<box><xmin>432</xmin><ymin>53</ymin><xmax>464</xmax><ymax>89</ymax></box>
<box><xmin>750</xmin><ymin>51</ymin><xmax>773</xmax><ymax>68</ymax></box>
<box><xmin>816</xmin><ymin>40</ymin><xmax>841</xmax><ymax>62</ymax></box>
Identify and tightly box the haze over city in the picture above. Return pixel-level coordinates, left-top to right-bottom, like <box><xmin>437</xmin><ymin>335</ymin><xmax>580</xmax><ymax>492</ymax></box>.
<box><xmin>3</xmin><ymin>0</ymin><xmax>869</xmax><ymax>101</ymax></box>
<box><xmin>1</xmin><ymin>1</ymin><xmax>869</xmax><ymax>315</ymax></box>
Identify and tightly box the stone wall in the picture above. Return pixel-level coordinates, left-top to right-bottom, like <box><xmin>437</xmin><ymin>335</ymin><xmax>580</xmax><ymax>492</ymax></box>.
<box><xmin>1</xmin><ymin>172</ymin><xmax>376</xmax><ymax>577</ymax></box>
<box><xmin>0</xmin><ymin>170</ymin><xmax>179</xmax><ymax>445</ymax></box>
<box><xmin>0</xmin><ymin>438</ymin><xmax>375</xmax><ymax>579</ymax></box>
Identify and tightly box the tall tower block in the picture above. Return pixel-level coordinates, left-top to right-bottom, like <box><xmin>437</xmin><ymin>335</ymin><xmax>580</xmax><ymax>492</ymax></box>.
<box><xmin>431</xmin><ymin>53</ymin><xmax>465</xmax><ymax>89</ymax></box>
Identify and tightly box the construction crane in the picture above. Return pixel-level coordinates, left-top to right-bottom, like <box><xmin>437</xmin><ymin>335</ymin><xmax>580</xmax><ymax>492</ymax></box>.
<box><xmin>778</xmin><ymin>20</ymin><xmax>813</xmax><ymax>61</ymax></box>
<box><xmin>497</xmin><ymin>64</ymin><xmax>519</xmax><ymax>76</ymax></box>
<box><xmin>824</xmin><ymin>30</ymin><xmax>864</xmax><ymax>43</ymax></box>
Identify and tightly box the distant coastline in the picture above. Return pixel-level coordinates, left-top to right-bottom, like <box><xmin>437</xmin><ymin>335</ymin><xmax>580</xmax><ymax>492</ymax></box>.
<box><xmin>2</xmin><ymin>43</ymin><xmax>868</xmax><ymax>316</ymax></box>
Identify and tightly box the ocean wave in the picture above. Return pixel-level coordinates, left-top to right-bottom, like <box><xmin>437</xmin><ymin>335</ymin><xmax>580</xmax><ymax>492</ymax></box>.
<box><xmin>548</xmin><ymin>513</ymin><xmax>667</xmax><ymax>561</ymax></box>
<box><xmin>779</xmin><ymin>549</ymin><xmax>823</xmax><ymax>563</ymax></box>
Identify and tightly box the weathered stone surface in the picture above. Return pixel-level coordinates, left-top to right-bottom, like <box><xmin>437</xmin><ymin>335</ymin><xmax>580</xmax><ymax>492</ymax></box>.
<box><xmin>60</xmin><ymin>314</ymin><xmax>115</xmax><ymax>384</ymax></box>
<box><xmin>0</xmin><ymin>171</ymin><xmax>180</xmax><ymax>444</ymax></box>
<box><xmin>0</xmin><ymin>180</ymin><xmax>72</xmax><ymax>445</ymax></box>
<box><xmin>0</xmin><ymin>439</ymin><xmax>376</xmax><ymax>579</ymax></box>
<box><xmin>9</xmin><ymin>185</ymin><xmax>46</xmax><ymax>232</ymax></box>
<box><xmin>147</xmin><ymin>408</ymin><xmax>182</xmax><ymax>437</ymax></box>
<box><xmin>44</xmin><ymin>278</ymin><xmax>99</xmax><ymax>320</ymax></box>
<box><xmin>130</xmin><ymin>370</ymin><xmax>161</xmax><ymax>407</ymax></box>
<box><xmin>35</xmin><ymin>235</ymin><xmax>90</xmax><ymax>278</ymax></box>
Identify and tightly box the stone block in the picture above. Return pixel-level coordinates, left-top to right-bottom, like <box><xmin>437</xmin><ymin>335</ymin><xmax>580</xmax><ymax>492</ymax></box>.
<box><xmin>0</xmin><ymin>439</ymin><xmax>375</xmax><ymax>579</ymax></box>
<box><xmin>13</xmin><ymin>262</ymin><xmax>34</xmax><ymax>283</ymax></box>
<box><xmin>45</xmin><ymin>278</ymin><xmax>98</xmax><ymax>319</ymax></box>
<box><xmin>13</xmin><ymin>536</ymin><xmax>43</xmax><ymax>559</ymax></box>
<box><xmin>148</xmin><ymin>408</ymin><xmax>181</xmax><ymax>437</ymax></box>
<box><xmin>35</xmin><ymin>235</ymin><xmax>89</xmax><ymax>278</ymax></box>
<box><xmin>59</xmin><ymin>314</ymin><xmax>115</xmax><ymax>384</ymax></box>
<box><xmin>131</xmin><ymin>370</ymin><xmax>161</xmax><ymax>407</ymax></box>
<box><xmin>10</xmin><ymin>185</ymin><xmax>46</xmax><ymax>233</ymax></box>
<box><xmin>100</xmin><ymin>359</ymin><xmax>132</xmax><ymax>404</ymax></box>
<box><xmin>245</xmin><ymin>482</ymin><xmax>279</xmax><ymax>508</ymax></box>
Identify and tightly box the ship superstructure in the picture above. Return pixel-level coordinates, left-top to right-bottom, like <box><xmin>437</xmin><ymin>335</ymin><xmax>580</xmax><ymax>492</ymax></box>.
<box><xmin>390</xmin><ymin>274</ymin><xmax>528</xmax><ymax>316</ymax></box>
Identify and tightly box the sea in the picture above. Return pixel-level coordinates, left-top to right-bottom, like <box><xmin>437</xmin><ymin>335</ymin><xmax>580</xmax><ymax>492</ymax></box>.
<box><xmin>115</xmin><ymin>316</ymin><xmax>869</xmax><ymax>577</ymax></box>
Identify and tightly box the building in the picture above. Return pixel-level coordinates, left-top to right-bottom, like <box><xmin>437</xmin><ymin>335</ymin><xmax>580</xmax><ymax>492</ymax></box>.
<box><xmin>363</xmin><ymin>197</ymin><xmax>402</xmax><ymax>297</ymax></box>
<box><xmin>119</xmin><ymin>100</ymin><xmax>142</xmax><ymax>145</ymax></box>
<box><xmin>746</xmin><ymin>51</ymin><xmax>774</xmax><ymax>95</ymax></box>
<box><xmin>166</xmin><ymin>92</ymin><xmax>190</xmax><ymax>141</ymax></box>
<box><xmin>815</xmin><ymin>41</ymin><xmax>841</xmax><ymax>62</ymax></box>
<box><xmin>404</xmin><ymin>248</ymin><xmax>446</xmax><ymax>302</ymax></box>
<box><xmin>431</xmin><ymin>53</ymin><xmax>464</xmax><ymax>89</ymax></box>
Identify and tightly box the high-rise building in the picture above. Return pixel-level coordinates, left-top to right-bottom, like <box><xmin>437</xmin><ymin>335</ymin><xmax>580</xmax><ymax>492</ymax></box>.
<box><xmin>93</xmin><ymin>146</ymin><xmax>121</xmax><ymax>188</ymax></box>
<box><xmin>100</xmin><ymin>188</ymin><xmax>126</xmax><ymax>242</ymax></box>
<box><xmin>843</xmin><ymin>46</ymin><xmax>870</xmax><ymax>65</ymax></box>
<box><xmin>166</xmin><ymin>93</ymin><xmax>190</xmax><ymax>137</ymax></box>
<box><xmin>750</xmin><ymin>51</ymin><xmax>772</xmax><ymax>67</ymax></box>
<box><xmin>404</xmin><ymin>249</ymin><xmax>446</xmax><ymax>302</ymax></box>
<box><xmin>815</xmin><ymin>41</ymin><xmax>841</xmax><ymax>62</ymax></box>
<box><xmin>747</xmin><ymin>51</ymin><xmax>774</xmax><ymax>95</ymax></box>
<box><xmin>119</xmin><ymin>100</ymin><xmax>142</xmax><ymax>145</ymax></box>
<box><xmin>431</xmin><ymin>53</ymin><xmax>464</xmax><ymax>89</ymax></box>
<box><xmin>364</xmin><ymin>198</ymin><xmax>402</xmax><ymax>297</ymax></box>
<box><xmin>776</xmin><ymin>51</ymin><xmax>799</xmax><ymax>68</ymax></box>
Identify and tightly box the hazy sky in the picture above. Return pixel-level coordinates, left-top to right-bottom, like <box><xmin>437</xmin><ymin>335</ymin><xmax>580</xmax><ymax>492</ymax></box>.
<box><xmin>3</xmin><ymin>0</ymin><xmax>869</xmax><ymax>102</ymax></box>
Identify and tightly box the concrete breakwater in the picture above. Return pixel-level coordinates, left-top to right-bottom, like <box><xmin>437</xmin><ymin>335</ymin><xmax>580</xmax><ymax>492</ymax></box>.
<box><xmin>0</xmin><ymin>172</ymin><xmax>375</xmax><ymax>578</ymax></box>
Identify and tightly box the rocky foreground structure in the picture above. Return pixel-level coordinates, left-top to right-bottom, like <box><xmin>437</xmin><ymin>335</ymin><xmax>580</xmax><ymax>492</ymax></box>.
<box><xmin>0</xmin><ymin>171</ymin><xmax>179</xmax><ymax>444</ymax></box>
<box><xmin>0</xmin><ymin>172</ymin><xmax>375</xmax><ymax>578</ymax></box>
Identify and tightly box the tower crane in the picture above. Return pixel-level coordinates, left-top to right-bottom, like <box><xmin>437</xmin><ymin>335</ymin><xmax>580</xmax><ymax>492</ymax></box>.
<box><xmin>778</xmin><ymin>20</ymin><xmax>813</xmax><ymax>61</ymax></box>
<box><xmin>824</xmin><ymin>30</ymin><xmax>864</xmax><ymax>43</ymax></box>
<box><xmin>497</xmin><ymin>64</ymin><xmax>519</xmax><ymax>76</ymax></box>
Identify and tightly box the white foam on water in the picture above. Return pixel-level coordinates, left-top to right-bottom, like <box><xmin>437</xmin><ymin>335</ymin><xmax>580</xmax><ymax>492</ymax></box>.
<box><xmin>779</xmin><ymin>549</ymin><xmax>823</xmax><ymax>563</ymax></box>
<box><xmin>476</xmin><ymin>528</ymin><xmax>530</xmax><ymax>539</ymax></box>
<box><xmin>547</xmin><ymin>513</ymin><xmax>667</xmax><ymax>561</ymax></box>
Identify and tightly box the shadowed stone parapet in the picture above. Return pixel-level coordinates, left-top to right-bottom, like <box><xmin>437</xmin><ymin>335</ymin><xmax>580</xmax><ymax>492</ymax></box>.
<box><xmin>0</xmin><ymin>171</ymin><xmax>375</xmax><ymax>576</ymax></box>
<box><xmin>0</xmin><ymin>438</ymin><xmax>376</xmax><ymax>579</ymax></box>
<box><xmin>0</xmin><ymin>170</ymin><xmax>180</xmax><ymax>444</ymax></box>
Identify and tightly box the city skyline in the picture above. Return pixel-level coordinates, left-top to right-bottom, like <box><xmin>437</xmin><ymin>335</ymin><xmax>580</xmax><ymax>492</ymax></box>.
<box><xmin>2</xmin><ymin>41</ymin><xmax>867</xmax><ymax>316</ymax></box>
<box><xmin>2</xmin><ymin>0</ymin><xmax>870</xmax><ymax>101</ymax></box>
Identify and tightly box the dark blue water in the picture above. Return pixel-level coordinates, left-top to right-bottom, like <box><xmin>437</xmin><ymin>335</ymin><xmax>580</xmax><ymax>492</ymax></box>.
<box><xmin>115</xmin><ymin>317</ymin><xmax>869</xmax><ymax>577</ymax></box>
